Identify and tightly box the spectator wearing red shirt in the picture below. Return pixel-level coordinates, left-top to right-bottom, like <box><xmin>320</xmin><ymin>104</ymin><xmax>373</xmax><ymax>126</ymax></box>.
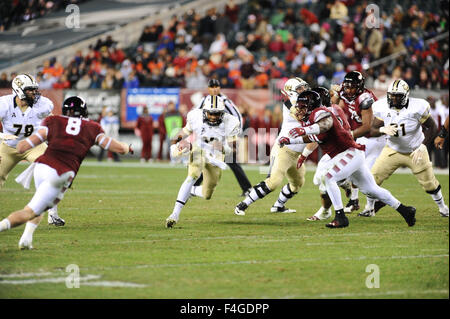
<box><xmin>135</xmin><ymin>106</ymin><xmax>154</xmax><ymax>162</ymax></box>
<box><xmin>300</xmin><ymin>8</ymin><xmax>319</xmax><ymax>25</ymax></box>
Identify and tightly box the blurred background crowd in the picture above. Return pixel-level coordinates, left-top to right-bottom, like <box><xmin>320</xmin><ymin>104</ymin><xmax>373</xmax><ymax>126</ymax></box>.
<box><xmin>0</xmin><ymin>0</ymin><xmax>448</xmax><ymax>166</ymax></box>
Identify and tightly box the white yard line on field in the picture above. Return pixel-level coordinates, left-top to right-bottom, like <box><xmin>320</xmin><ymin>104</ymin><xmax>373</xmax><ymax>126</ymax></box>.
<box><xmin>0</xmin><ymin>273</ymin><xmax>147</xmax><ymax>288</ymax></box>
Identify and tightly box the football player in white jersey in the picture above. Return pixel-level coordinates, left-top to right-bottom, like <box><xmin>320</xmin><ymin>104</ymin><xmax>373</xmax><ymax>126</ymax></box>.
<box><xmin>0</xmin><ymin>74</ymin><xmax>65</xmax><ymax>226</ymax></box>
<box><xmin>165</xmin><ymin>95</ymin><xmax>241</xmax><ymax>228</ymax></box>
<box><xmin>234</xmin><ymin>77</ymin><xmax>309</xmax><ymax>216</ymax></box>
<box><xmin>361</xmin><ymin>79</ymin><xmax>448</xmax><ymax>217</ymax></box>
<box><xmin>192</xmin><ymin>79</ymin><xmax>252</xmax><ymax>196</ymax></box>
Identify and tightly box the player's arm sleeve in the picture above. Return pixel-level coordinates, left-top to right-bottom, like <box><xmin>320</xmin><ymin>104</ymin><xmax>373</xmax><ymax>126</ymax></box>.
<box><xmin>419</xmin><ymin>103</ymin><xmax>431</xmax><ymax>124</ymax></box>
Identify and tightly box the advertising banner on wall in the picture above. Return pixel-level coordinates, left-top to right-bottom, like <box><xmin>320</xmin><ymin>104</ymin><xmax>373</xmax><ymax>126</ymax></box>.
<box><xmin>121</xmin><ymin>88</ymin><xmax>180</xmax><ymax>129</ymax></box>
<box><xmin>64</xmin><ymin>89</ymin><xmax>121</xmax><ymax>122</ymax></box>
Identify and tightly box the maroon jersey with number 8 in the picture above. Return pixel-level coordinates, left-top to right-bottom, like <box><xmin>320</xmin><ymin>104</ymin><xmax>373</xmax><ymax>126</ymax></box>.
<box><xmin>309</xmin><ymin>107</ymin><xmax>365</xmax><ymax>158</ymax></box>
<box><xmin>36</xmin><ymin>115</ymin><xmax>104</xmax><ymax>175</ymax></box>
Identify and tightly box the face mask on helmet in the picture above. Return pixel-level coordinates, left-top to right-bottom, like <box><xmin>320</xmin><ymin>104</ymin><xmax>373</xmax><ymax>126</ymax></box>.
<box><xmin>203</xmin><ymin>109</ymin><xmax>224</xmax><ymax>126</ymax></box>
<box><xmin>202</xmin><ymin>95</ymin><xmax>225</xmax><ymax>126</ymax></box>
<box><xmin>387</xmin><ymin>80</ymin><xmax>410</xmax><ymax>109</ymax></box>
<box><xmin>12</xmin><ymin>74</ymin><xmax>41</xmax><ymax>106</ymax></box>
<box><xmin>283</xmin><ymin>77</ymin><xmax>310</xmax><ymax>106</ymax></box>
<box><xmin>62</xmin><ymin>96</ymin><xmax>88</xmax><ymax>118</ymax></box>
<box><xmin>342</xmin><ymin>71</ymin><xmax>364</xmax><ymax>101</ymax></box>
<box><xmin>293</xmin><ymin>90</ymin><xmax>321</xmax><ymax>122</ymax></box>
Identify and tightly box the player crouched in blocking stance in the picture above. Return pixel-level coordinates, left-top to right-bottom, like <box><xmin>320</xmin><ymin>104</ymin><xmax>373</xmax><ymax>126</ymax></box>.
<box><xmin>0</xmin><ymin>96</ymin><xmax>133</xmax><ymax>249</ymax></box>
<box><xmin>280</xmin><ymin>90</ymin><xmax>416</xmax><ymax>228</ymax></box>
<box><xmin>360</xmin><ymin>79</ymin><xmax>448</xmax><ymax>217</ymax></box>
<box><xmin>166</xmin><ymin>95</ymin><xmax>240</xmax><ymax>228</ymax></box>
<box><xmin>234</xmin><ymin>77</ymin><xmax>310</xmax><ymax>216</ymax></box>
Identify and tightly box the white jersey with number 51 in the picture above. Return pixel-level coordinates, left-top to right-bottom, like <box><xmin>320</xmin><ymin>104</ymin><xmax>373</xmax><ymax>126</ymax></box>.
<box><xmin>0</xmin><ymin>94</ymin><xmax>54</xmax><ymax>147</ymax></box>
<box><xmin>372</xmin><ymin>97</ymin><xmax>431</xmax><ymax>153</ymax></box>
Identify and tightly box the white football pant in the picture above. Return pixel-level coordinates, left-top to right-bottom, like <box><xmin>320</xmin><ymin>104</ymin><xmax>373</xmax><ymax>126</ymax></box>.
<box><xmin>27</xmin><ymin>163</ymin><xmax>74</xmax><ymax>215</ymax></box>
<box><xmin>322</xmin><ymin>148</ymin><xmax>400</xmax><ymax>212</ymax></box>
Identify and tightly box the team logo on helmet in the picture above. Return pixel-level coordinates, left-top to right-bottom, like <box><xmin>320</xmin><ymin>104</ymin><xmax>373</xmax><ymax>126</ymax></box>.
<box><xmin>12</xmin><ymin>74</ymin><xmax>40</xmax><ymax>106</ymax></box>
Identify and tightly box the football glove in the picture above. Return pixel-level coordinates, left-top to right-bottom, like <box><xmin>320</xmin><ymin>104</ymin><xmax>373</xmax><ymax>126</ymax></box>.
<box><xmin>410</xmin><ymin>144</ymin><xmax>427</xmax><ymax>165</ymax></box>
<box><xmin>297</xmin><ymin>154</ymin><xmax>307</xmax><ymax>169</ymax></box>
<box><xmin>278</xmin><ymin>137</ymin><xmax>290</xmax><ymax>147</ymax></box>
<box><xmin>379</xmin><ymin>124</ymin><xmax>398</xmax><ymax>136</ymax></box>
<box><xmin>289</xmin><ymin>127</ymin><xmax>306</xmax><ymax>138</ymax></box>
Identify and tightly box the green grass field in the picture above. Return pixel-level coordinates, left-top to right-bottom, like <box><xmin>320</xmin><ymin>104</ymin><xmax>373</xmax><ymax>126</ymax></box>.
<box><xmin>0</xmin><ymin>160</ymin><xmax>448</xmax><ymax>299</ymax></box>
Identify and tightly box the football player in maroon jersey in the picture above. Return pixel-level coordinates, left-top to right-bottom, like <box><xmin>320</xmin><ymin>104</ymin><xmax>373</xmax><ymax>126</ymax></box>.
<box><xmin>0</xmin><ymin>96</ymin><xmax>133</xmax><ymax>249</ymax></box>
<box><xmin>279</xmin><ymin>90</ymin><xmax>416</xmax><ymax>228</ymax></box>
<box><xmin>334</xmin><ymin>71</ymin><xmax>385</xmax><ymax>214</ymax></box>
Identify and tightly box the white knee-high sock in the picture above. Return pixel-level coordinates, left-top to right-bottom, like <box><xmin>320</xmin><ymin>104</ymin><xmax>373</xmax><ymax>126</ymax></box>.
<box><xmin>428</xmin><ymin>187</ymin><xmax>447</xmax><ymax>210</ymax></box>
<box><xmin>365</xmin><ymin>197</ymin><xmax>376</xmax><ymax>210</ymax></box>
<box><xmin>325</xmin><ymin>179</ymin><xmax>344</xmax><ymax>211</ymax></box>
<box><xmin>350</xmin><ymin>187</ymin><xmax>359</xmax><ymax>200</ymax></box>
<box><xmin>171</xmin><ymin>176</ymin><xmax>197</xmax><ymax>220</ymax></box>
<box><xmin>20</xmin><ymin>222</ymin><xmax>38</xmax><ymax>240</ymax></box>
<box><xmin>243</xmin><ymin>182</ymin><xmax>272</xmax><ymax>206</ymax></box>
<box><xmin>274</xmin><ymin>184</ymin><xmax>296</xmax><ymax>208</ymax></box>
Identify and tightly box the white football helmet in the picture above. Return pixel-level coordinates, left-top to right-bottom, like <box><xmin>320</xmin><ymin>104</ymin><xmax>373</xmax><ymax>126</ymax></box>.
<box><xmin>282</xmin><ymin>77</ymin><xmax>310</xmax><ymax>106</ymax></box>
<box><xmin>202</xmin><ymin>95</ymin><xmax>225</xmax><ymax>126</ymax></box>
<box><xmin>387</xmin><ymin>79</ymin><xmax>410</xmax><ymax>109</ymax></box>
<box><xmin>12</xmin><ymin>73</ymin><xmax>40</xmax><ymax>105</ymax></box>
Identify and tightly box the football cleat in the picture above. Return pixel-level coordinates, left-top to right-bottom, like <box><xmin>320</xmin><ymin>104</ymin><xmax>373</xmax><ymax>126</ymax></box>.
<box><xmin>48</xmin><ymin>215</ymin><xmax>65</xmax><ymax>226</ymax></box>
<box><xmin>307</xmin><ymin>207</ymin><xmax>332</xmax><ymax>221</ymax></box>
<box><xmin>18</xmin><ymin>237</ymin><xmax>33</xmax><ymax>250</ymax></box>
<box><xmin>326</xmin><ymin>214</ymin><xmax>349</xmax><ymax>228</ymax></box>
<box><xmin>439</xmin><ymin>205</ymin><xmax>449</xmax><ymax>217</ymax></box>
<box><xmin>165</xmin><ymin>216</ymin><xmax>178</xmax><ymax>228</ymax></box>
<box><xmin>343</xmin><ymin>199</ymin><xmax>360</xmax><ymax>213</ymax></box>
<box><xmin>270</xmin><ymin>206</ymin><xmax>296</xmax><ymax>213</ymax></box>
<box><xmin>234</xmin><ymin>202</ymin><xmax>248</xmax><ymax>216</ymax></box>
<box><xmin>397</xmin><ymin>205</ymin><xmax>416</xmax><ymax>227</ymax></box>
<box><xmin>358</xmin><ymin>209</ymin><xmax>375</xmax><ymax>217</ymax></box>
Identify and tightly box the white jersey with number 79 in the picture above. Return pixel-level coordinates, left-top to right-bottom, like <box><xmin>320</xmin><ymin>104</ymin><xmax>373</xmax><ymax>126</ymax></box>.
<box><xmin>0</xmin><ymin>94</ymin><xmax>54</xmax><ymax>148</ymax></box>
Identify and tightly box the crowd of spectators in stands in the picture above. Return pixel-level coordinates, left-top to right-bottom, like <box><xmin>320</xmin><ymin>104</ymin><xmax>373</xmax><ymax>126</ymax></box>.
<box><xmin>1</xmin><ymin>0</ymin><xmax>448</xmax><ymax>92</ymax></box>
<box><xmin>0</xmin><ymin>0</ymin><xmax>89</xmax><ymax>32</ymax></box>
<box><xmin>0</xmin><ymin>0</ymin><xmax>448</xmax><ymax>164</ymax></box>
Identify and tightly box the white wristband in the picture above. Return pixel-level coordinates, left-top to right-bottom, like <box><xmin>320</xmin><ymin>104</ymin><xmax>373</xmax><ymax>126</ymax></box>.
<box><xmin>25</xmin><ymin>138</ymin><xmax>35</xmax><ymax>148</ymax></box>
<box><xmin>302</xmin><ymin>147</ymin><xmax>314</xmax><ymax>158</ymax></box>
